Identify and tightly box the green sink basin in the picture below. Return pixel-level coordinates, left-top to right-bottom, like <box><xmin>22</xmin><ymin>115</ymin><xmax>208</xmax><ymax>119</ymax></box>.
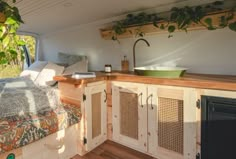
<box><xmin>134</xmin><ymin>66</ymin><xmax>187</xmax><ymax>78</ymax></box>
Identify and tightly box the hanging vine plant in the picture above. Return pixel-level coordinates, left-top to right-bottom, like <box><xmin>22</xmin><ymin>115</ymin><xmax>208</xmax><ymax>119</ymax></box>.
<box><xmin>111</xmin><ymin>1</ymin><xmax>236</xmax><ymax>40</ymax></box>
<box><xmin>0</xmin><ymin>0</ymin><xmax>25</xmax><ymax>66</ymax></box>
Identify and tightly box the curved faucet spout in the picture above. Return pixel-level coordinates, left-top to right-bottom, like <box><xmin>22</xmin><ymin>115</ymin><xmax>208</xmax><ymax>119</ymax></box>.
<box><xmin>133</xmin><ymin>38</ymin><xmax>150</xmax><ymax>70</ymax></box>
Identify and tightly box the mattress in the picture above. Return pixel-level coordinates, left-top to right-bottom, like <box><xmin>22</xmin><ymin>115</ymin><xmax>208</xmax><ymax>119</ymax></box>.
<box><xmin>0</xmin><ymin>77</ymin><xmax>81</xmax><ymax>154</ymax></box>
<box><xmin>0</xmin><ymin>104</ymin><xmax>81</xmax><ymax>154</ymax></box>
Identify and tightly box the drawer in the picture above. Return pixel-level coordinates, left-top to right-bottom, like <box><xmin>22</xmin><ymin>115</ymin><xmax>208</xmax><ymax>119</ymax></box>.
<box><xmin>58</xmin><ymin>83</ymin><xmax>83</xmax><ymax>101</ymax></box>
<box><xmin>22</xmin><ymin>124</ymin><xmax>80</xmax><ymax>159</ymax></box>
<box><xmin>22</xmin><ymin>138</ymin><xmax>45</xmax><ymax>159</ymax></box>
<box><xmin>58</xmin><ymin>125</ymin><xmax>79</xmax><ymax>159</ymax></box>
<box><xmin>43</xmin><ymin>125</ymin><xmax>79</xmax><ymax>159</ymax></box>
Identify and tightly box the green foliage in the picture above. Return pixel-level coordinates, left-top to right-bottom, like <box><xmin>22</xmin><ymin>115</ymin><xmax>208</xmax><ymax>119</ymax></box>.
<box><xmin>20</xmin><ymin>35</ymin><xmax>36</xmax><ymax>62</ymax></box>
<box><xmin>111</xmin><ymin>12</ymin><xmax>162</xmax><ymax>40</ymax></box>
<box><xmin>229</xmin><ymin>22</ymin><xmax>236</xmax><ymax>31</ymax></box>
<box><xmin>0</xmin><ymin>64</ymin><xmax>21</xmax><ymax>78</ymax></box>
<box><xmin>0</xmin><ymin>1</ymin><xmax>35</xmax><ymax>78</ymax></box>
<box><xmin>0</xmin><ymin>0</ymin><xmax>24</xmax><ymax>66</ymax></box>
<box><xmin>168</xmin><ymin>25</ymin><xmax>176</xmax><ymax>33</ymax></box>
<box><xmin>170</xmin><ymin>6</ymin><xmax>205</xmax><ymax>31</ymax></box>
<box><xmin>204</xmin><ymin>18</ymin><xmax>216</xmax><ymax>30</ymax></box>
<box><xmin>111</xmin><ymin>1</ymin><xmax>236</xmax><ymax>40</ymax></box>
<box><xmin>0</xmin><ymin>0</ymin><xmax>23</xmax><ymax>23</ymax></box>
<box><xmin>160</xmin><ymin>24</ymin><xmax>166</xmax><ymax>30</ymax></box>
<box><xmin>0</xmin><ymin>35</ymin><xmax>36</xmax><ymax>78</ymax></box>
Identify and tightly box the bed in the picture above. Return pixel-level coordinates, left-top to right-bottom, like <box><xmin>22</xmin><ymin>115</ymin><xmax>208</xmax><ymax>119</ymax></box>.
<box><xmin>0</xmin><ymin>77</ymin><xmax>81</xmax><ymax>156</ymax></box>
<box><xmin>0</xmin><ymin>54</ymin><xmax>88</xmax><ymax>158</ymax></box>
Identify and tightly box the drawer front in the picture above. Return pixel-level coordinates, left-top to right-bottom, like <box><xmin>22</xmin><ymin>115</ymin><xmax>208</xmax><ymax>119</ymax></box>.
<box><xmin>43</xmin><ymin>125</ymin><xmax>79</xmax><ymax>159</ymax></box>
<box><xmin>21</xmin><ymin>124</ymin><xmax>80</xmax><ymax>159</ymax></box>
<box><xmin>59</xmin><ymin>125</ymin><xmax>79</xmax><ymax>159</ymax></box>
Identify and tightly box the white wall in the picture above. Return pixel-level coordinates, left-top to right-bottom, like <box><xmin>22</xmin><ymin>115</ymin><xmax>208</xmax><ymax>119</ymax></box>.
<box><xmin>40</xmin><ymin>22</ymin><xmax>236</xmax><ymax>75</ymax></box>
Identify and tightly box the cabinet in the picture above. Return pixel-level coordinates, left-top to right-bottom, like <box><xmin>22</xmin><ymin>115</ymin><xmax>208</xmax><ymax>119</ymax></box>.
<box><xmin>112</xmin><ymin>82</ymin><xmax>147</xmax><ymax>153</ymax></box>
<box><xmin>58</xmin><ymin>81</ymin><xmax>107</xmax><ymax>155</ymax></box>
<box><xmin>112</xmin><ymin>82</ymin><xmax>197</xmax><ymax>159</ymax></box>
<box><xmin>148</xmin><ymin>85</ymin><xmax>197</xmax><ymax>159</ymax></box>
<box><xmin>84</xmin><ymin>81</ymin><xmax>107</xmax><ymax>151</ymax></box>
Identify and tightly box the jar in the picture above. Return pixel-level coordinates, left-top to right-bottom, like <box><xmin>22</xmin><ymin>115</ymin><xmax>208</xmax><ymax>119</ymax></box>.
<box><xmin>105</xmin><ymin>64</ymin><xmax>112</xmax><ymax>73</ymax></box>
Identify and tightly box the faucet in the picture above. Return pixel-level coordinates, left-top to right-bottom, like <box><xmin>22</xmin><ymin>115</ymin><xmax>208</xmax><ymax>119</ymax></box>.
<box><xmin>133</xmin><ymin>38</ymin><xmax>150</xmax><ymax>70</ymax></box>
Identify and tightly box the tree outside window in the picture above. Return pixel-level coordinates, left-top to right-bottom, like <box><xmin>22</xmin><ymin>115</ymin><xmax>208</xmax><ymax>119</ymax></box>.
<box><xmin>0</xmin><ymin>35</ymin><xmax>36</xmax><ymax>78</ymax></box>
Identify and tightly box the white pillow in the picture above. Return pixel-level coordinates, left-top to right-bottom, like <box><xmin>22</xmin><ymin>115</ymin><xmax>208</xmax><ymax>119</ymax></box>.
<box><xmin>20</xmin><ymin>61</ymin><xmax>48</xmax><ymax>81</ymax></box>
<box><xmin>35</xmin><ymin>62</ymin><xmax>64</xmax><ymax>86</ymax></box>
<box><xmin>63</xmin><ymin>59</ymin><xmax>88</xmax><ymax>75</ymax></box>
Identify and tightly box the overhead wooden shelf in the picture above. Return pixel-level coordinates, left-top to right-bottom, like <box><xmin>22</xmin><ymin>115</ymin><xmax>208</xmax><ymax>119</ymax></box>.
<box><xmin>100</xmin><ymin>11</ymin><xmax>236</xmax><ymax>40</ymax></box>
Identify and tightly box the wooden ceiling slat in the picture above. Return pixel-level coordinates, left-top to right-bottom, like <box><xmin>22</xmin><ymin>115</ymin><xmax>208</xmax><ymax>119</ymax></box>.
<box><xmin>12</xmin><ymin>0</ymin><xmax>67</xmax><ymax>16</ymax></box>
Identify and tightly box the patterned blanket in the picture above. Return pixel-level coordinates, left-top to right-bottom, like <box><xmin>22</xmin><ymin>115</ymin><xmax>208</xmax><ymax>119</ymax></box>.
<box><xmin>0</xmin><ymin>104</ymin><xmax>81</xmax><ymax>154</ymax></box>
<box><xmin>0</xmin><ymin>77</ymin><xmax>81</xmax><ymax>154</ymax></box>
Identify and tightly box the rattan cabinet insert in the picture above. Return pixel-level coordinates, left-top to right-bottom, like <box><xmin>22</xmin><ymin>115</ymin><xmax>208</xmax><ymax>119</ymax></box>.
<box><xmin>112</xmin><ymin>82</ymin><xmax>197</xmax><ymax>159</ymax></box>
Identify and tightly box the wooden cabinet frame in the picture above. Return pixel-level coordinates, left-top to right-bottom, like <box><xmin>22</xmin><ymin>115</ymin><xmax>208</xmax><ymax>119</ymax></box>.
<box><xmin>148</xmin><ymin>85</ymin><xmax>197</xmax><ymax>159</ymax></box>
<box><xmin>111</xmin><ymin>82</ymin><xmax>197</xmax><ymax>159</ymax></box>
<box><xmin>112</xmin><ymin>81</ymin><xmax>148</xmax><ymax>153</ymax></box>
<box><xmin>58</xmin><ymin>81</ymin><xmax>107</xmax><ymax>155</ymax></box>
<box><xmin>84</xmin><ymin>81</ymin><xmax>107</xmax><ymax>152</ymax></box>
<box><xmin>56</xmin><ymin>77</ymin><xmax>236</xmax><ymax>159</ymax></box>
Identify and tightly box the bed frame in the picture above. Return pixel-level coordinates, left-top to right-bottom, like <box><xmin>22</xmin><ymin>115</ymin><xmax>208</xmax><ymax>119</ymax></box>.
<box><xmin>0</xmin><ymin>121</ymin><xmax>86</xmax><ymax>159</ymax></box>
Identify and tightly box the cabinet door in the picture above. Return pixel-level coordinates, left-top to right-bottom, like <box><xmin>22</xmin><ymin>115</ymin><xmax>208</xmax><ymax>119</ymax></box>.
<box><xmin>84</xmin><ymin>82</ymin><xmax>107</xmax><ymax>152</ymax></box>
<box><xmin>112</xmin><ymin>82</ymin><xmax>147</xmax><ymax>153</ymax></box>
<box><xmin>148</xmin><ymin>85</ymin><xmax>196</xmax><ymax>159</ymax></box>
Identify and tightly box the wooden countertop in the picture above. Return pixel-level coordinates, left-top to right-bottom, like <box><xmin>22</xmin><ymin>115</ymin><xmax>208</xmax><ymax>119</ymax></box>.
<box><xmin>54</xmin><ymin>71</ymin><xmax>236</xmax><ymax>91</ymax></box>
<box><xmin>53</xmin><ymin>74</ymin><xmax>107</xmax><ymax>85</ymax></box>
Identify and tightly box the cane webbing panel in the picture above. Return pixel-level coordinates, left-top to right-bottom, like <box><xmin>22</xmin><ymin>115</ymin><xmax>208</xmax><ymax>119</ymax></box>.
<box><xmin>92</xmin><ymin>93</ymin><xmax>102</xmax><ymax>139</ymax></box>
<box><xmin>158</xmin><ymin>97</ymin><xmax>184</xmax><ymax>154</ymax></box>
<box><xmin>120</xmin><ymin>92</ymin><xmax>138</xmax><ymax>140</ymax></box>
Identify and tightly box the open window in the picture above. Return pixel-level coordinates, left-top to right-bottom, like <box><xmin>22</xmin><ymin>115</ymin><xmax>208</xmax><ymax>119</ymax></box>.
<box><xmin>20</xmin><ymin>35</ymin><xmax>37</xmax><ymax>68</ymax></box>
<box><xmin>0</xmin><ymin>35</ymin><xmax>37</xmax><ymax>78</ymax></box>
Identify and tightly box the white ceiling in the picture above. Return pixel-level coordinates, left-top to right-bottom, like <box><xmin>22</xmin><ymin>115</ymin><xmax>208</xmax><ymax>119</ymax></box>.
<box><xmin>10</xmin><ymin>0</ymin><xmax>225</xmax><ymax>35</ymax></box>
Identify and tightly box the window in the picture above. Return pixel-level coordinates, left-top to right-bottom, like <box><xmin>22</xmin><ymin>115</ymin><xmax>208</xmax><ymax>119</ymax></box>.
<box><xmin>0</xmin><ymin>35</ymin><xmax>37</xmax><ymax>79</ymax></box>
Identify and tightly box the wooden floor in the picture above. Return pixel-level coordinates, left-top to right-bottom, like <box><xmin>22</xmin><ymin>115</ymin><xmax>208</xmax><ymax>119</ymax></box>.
<box><xmin>72</xmin><ymin>140</ymin><xmax>155</xmax><ymax>159</ymax></box>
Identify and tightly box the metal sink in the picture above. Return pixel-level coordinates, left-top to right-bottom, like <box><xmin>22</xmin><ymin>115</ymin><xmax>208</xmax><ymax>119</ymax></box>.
<box><xmin>134</xmin><ymin>66</ymin><xmax>187</xmax><ymax>78</ymax></box>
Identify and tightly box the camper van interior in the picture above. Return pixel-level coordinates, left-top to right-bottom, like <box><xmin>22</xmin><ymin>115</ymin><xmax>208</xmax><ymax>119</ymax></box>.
<box><xmin>0</xmin><ymin>0</ymin><xmax>236</xmax><ymax>159</ymax></box>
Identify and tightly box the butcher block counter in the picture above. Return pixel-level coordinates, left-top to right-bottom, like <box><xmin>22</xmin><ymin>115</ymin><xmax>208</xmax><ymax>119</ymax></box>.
<box><xmin>54</xmin><ymin>71</ymin><xmax>236</xmax><ymax>91</ymax></box>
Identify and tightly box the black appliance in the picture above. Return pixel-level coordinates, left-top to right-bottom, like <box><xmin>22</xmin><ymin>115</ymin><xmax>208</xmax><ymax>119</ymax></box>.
<box><xmin>201</xmin><ymin>96</ymin><xmax>236</xmax><ymax>159</ymax></box>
